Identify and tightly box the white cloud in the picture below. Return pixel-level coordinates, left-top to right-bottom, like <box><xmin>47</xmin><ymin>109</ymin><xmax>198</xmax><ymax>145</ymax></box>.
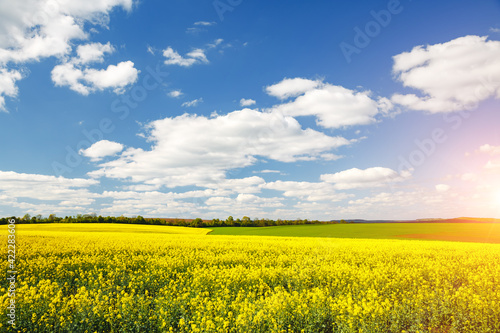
<box><xmin>100</xmin><ymin>190</ymin><xmax>202</xmax><ymax>217</ymax></box>
<box><xmin>186</xmin><ymin>22</ymin><xmax>216</xmax><ymax>34</ymax></box>
<box><xmin>89</xmin><ymin>109</ymin><xmax>350</xmax><ymax>188</ymax></box>
<box><xmin>266</xmin><ymin>78</ymin><xmax>322</xmax><ymax>100</ymax></box>
<box><xmin>341</xmin><ymin>183</ymin><xmax>500</xmax><ymax>220</ymax></box>
<box><xmin>207</xmin><ymin>38</ymin><xmax>224</xmax><ymax>48</ymax></box>
<box><xmin>181</xmin><ymin>98</ymin><xmax>203</xmax><ymax>107</ymax></box>
<box><xmin>205</xmin><ymin>177</ymin><xmax>265</xmax><ymax>194</ymax></box>
<box><xmin>83</xmin><ymin>61</ymin><xmax>139</xmax><ymax>94</ymax></box>
<box><xmin>0</xmin><ymin>170</ymin><xmax>99</xmax><ymax>214</ymax></box>
<box><xmin>435</xmin><ymin>184</ymin><xmax>450</xmax><ymax>192</ymax></box>
<box><xmin>194</xmin><ymin>21</ymin><xmax>216</xmax><ymax>26</ymax></box>
<box><xmin>268</xmin><ymin>78</ymin><xmax>389</xmax><ymax>129</ymax></box>
<box><xmin>163</xmin><ymin>39</ymin><xmax>224</xmax><ymax>67</ymax></box>
<box><xmin>391</xmin><ymin>35</ymin><xmax>500</xmax><ymax>113</ymax></box>
<box><xmin>320</xmin><ymin>167</ymin><xmax>410</xmax><ymax>190</ymax></box>
<box><xmin>320</xmin><ymin>153</ymin><xmax>343</xmax><ymax>161</ymax></box>
<box><xmin>348</xmin><ymin>190</ymin><xmax>435</xmax><ymax>210</ymax></box>
<box><xmin>490</xmin><ymin>28</ymin><xmax>500</xmax><ymax>33</ymax></box>
<box><xmin>478</xmin><ymin>144</ymin><xmax>500</xmax><ymax>155</ymax></box>
<box><xmin>485</xmin><ymin>160</ymin><xmax>500</xmax><ymax>169</ymax></box>
<box><xmin>253</xmin><ymin>169</ymin><xmax>281</xmax><ymax>174</ymax></box>
<box><xmin>0</xmin><ymin>68</ymin><xmax>22</xmax><ymax>111</ymax></box>
<box><xmin>240</xmin><ymin>98</ymin><xmax>256</xmax><ymax>106</ymax></box>
<box><xmin>147</xmin><ymin>45</ymin><xmax>155</xmax><ymax>55</ymax></box>
<box><xmin>263</xmin><ymin>180</ymin><xmax>353</xmax><ymax>202</ymax></box>
<box><xmin>51</xmin><ymin>62</ymin><xmax>88</xmax><ymax>94</ymax></box>
<box><xmin>76</xmin><ymin>42</ymin><xmax>114</xmax><ymax>64</ymax></box>
<box><xmin>186</xmin><ymin>49</ymin><xmax>208</xmax><ymax>62</ymax></box>
<box><xmin>79</xmin><ymin>140</ymin><xmax>125</xmax><ymax>161</ymax></box>
<box><xmin>168</xmin><ymin>90</ymin><xmax>183</xmax><ymax>98</ymax></box>
<box><xmin>163</xmin><ymin>47</ymin><xmax>208</xmax><ymax>67</ymax></box>
<box><xmin>98</xmin><ymin>179</ymin><xmax>282</xmax><ymax>218</ymax></box>
<box><xmin>52</xmin><ymin>60</ymin><xmax>139</xmax><ymax>95</ymax></box>
<box><xmin>205</xmin><ymin>194</ymin><xmax>284</xmax><ymax>213</ymax></box>
<box><xmin>0</xmin><ymin>0</ymin><xmax>133</xmax><ymax>108</ymax></box>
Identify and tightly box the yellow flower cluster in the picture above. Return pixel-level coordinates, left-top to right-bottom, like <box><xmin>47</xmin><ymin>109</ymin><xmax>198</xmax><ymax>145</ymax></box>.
<box><xmin>1</xmin><ymin>224</ymin><xmax>500</xmax><ymax>332</ymax></box>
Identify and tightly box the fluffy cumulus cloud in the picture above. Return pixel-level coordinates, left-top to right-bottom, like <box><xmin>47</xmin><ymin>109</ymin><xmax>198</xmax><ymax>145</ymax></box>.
<box><xmin>240</xmin><ymin>98</ymin><xmax>256</xmax><ymax>106</ymax></box>
<box><xmin>391</xmin><ymin>35</ymin><xmax>500</xmax><ymax>113</ymax></box>
<box><xmin>0</xmin><ymin>0</ymin><xmax>135</xmax><ymax>108</ymax></box>
<box><xmin>75</xmin><ymin>42</ymin><xmax>114</xmax><ymax>64</ymax></box>
<box><xmin>478</xmin><ymin>144</ymin><xmax>500</xmax><ymax>155</ymax></box>
<box><xmin>0</xmin><ymin>68</ymin><xmax>22</xmax><ymax>111</ymax></box>
<box><xmin>82</xmin><ymin>61</ymin><xmax>139</xmax><ymax>93</ymax></box>
<box><xmin>320</xmin><ymin>167</ymin><xmax>410</xmax><ymax>190</ymax></box>
<box><xmin>267</xmin><ymin>78</ymin><xmax>391</xmax><ymax>128</ymax></box>
<box><xmin>476</xmin><ymin>144</ymin><xmax>500</xmax><ymax>170</ymax></box>
<box><xmin>266</xmin><ymin>78</ymin><xmax>323</xmax><ymax>100</ymax></box>
<box><xmin>163</xmin><ymin>47</ymin><xmax>208</xmax><ymax>67</ymax></box>
<box><xmin>79</xmin><ymin>140</ymin><xmax>125</xmax><ymax>161</ymax></box>
<box><xmin>0</xmin><ymin>170</ymin><xmax>99</xmax><ymax>215</ymax></box>
<box><xmin>51</xmin><ymin>41</ymin><xmax>139</xmax><ymax>95</ymax></box>
<box><xmin>89</xmin><ymin>109</ymin><xmax>350</xmax><ymax>188</ymax></box>
<box><xmin>168</xmin><ymin>90</ymin><xmax>183</xmax><ymax>98</ymax></box>
<box><xmin>52</xmin><ymin>60</ymin><xmax>139</xmax><ymax>95</ymax></box>
<box><xmin>163</xmin><ymin>39</ymin><xmax>225</xmax><ymax>66</ymax></box>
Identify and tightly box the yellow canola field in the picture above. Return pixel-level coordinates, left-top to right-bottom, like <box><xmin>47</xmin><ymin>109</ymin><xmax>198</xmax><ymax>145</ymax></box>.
<box><xmin>2</xmin><ymin>224</ymin><xmax>500</xmax><ymax>332</ymax></box>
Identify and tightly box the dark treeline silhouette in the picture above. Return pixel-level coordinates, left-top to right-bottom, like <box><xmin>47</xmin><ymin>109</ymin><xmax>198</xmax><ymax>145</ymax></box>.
<box><xmin>0</xmin><ymin>214</ymin><xmax>343</xmax><ymax>228</ymax></box>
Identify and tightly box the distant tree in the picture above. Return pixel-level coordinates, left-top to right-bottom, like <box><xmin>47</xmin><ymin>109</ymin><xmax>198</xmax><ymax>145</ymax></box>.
<box><xmin>191</xmin><ymin>218</ymin><xmax>203</xmax><ymax>227</ymax></box>
<box><xmin>256</xmin><ymin>218</ymin><xmax>267</xmax><ymax>227</ymax></box>
<box><xmin>241</xmin><ymin>216</ymin><xmax>252</xmax><ymax>227</ymax></box>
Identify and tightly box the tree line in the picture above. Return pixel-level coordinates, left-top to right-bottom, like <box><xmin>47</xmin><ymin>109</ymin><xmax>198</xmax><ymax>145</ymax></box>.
<box><xmin>0</xmin><ymin>214</ymin><xmax>352</xmax><ymax>227</ymax></box>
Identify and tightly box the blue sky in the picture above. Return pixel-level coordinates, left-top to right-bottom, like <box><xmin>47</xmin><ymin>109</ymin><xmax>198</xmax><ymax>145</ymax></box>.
<box><xmin>1</xmin><ymin>0</ymin><xmax>500</xmax><ymax>220</ymax></box>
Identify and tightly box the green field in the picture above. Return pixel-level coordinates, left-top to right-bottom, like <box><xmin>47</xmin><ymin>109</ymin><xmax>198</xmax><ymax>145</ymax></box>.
<box><xmin>208</xmin><ymin>223</ymin><xmax>500</xmax><ymax>243</ymax></box>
